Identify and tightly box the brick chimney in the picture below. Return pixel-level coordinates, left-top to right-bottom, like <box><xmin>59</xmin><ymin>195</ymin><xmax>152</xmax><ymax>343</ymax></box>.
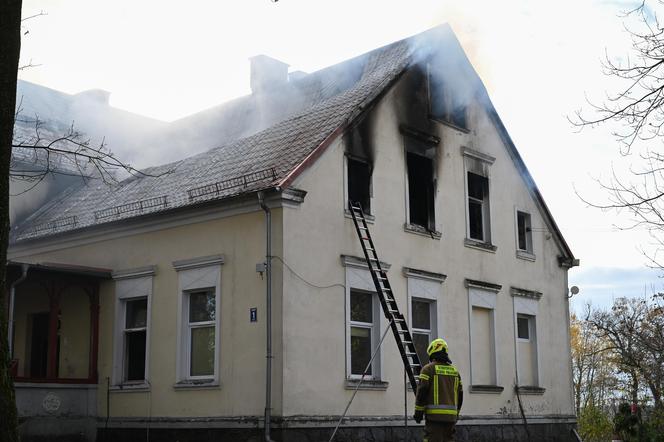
<box><xmin>250</xmin><ymin>55</ymin><xmax>289</xmax><ymax>94</ymax></box>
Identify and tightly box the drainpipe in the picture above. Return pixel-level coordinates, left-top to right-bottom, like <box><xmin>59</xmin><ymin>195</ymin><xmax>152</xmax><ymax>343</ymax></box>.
<box><xmin>8</xmin><ymin>264</ymin><xmax>29</xmax><ymax>357</ymax></box>
<box><xmin>257</xmin><ymin>191</ymin><xmax>276</xmax><ymax>442</ymax></box>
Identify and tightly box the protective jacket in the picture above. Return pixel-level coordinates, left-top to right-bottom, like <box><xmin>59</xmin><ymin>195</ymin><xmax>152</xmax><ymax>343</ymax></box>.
<box><xmin>415</xmin><ymin>361</ymin><xmax>463</xmax><ymax>422</ymax></box>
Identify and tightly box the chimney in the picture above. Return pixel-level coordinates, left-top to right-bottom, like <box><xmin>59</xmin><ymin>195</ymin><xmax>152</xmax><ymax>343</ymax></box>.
<box><xmin>250</xmin><ymin>55</ymin><xmax>289</xmax><ymax>94</ymax></box>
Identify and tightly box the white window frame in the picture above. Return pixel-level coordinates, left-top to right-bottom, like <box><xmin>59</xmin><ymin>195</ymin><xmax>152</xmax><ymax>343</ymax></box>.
<box><xmin>515</xmin><ymin>209</ymin><xmax>536</xmax><ymax>261</ymax></box>
<box><xmin>173</xmin><ymin>255</ymin><xmax>224</xmax><ymax>386</ymax></box>
<box><xmin>466</xmin><ymin>280</ymin><xmax>501</xmax><ymax>388</ymax></box>
<box><xmin>342</xmin><ymin>255</ymin><xmax>389</xmax><ymax>381</ymax></box>
<box><xmin>462</xmin><ymin>147</ymin><xmax>496</xmax><ymax>249</ymax></box>
<box><xmin>511</xmin><ymin>288</ymin><xmax>542</xmax><ymax>387</ymax></box>
<box><xmin>111</xmin><ymin>266</ymin><xmax>155</xmax><ymax>389</ymax></box>
<box><xmin>404</xmin><ymin>268</ymin><xmax>445</xmax><ymax>365</ymax></box>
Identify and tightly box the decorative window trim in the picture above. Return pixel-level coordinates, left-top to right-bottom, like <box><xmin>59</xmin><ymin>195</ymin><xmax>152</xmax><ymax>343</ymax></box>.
<box><xmin>461</xmin><ymin>146</ymin><xmax>496</xmax><ymax>165</ymax></box>
<box><xmin>403</xmin><ymin>267</ymin><xmax>447</xmax><ymax>283</ymax></box>
<box><xmin>510</xmin><ymin>287</ymin><xmax>543</xmax><ymax>300</ymax></box>
<box><xmin>399</xmin><ymin>125</ymin><xmax>440</xmax><ymax>146</ymax></box>
<box><xmin>340</xmin><ymin>254</ymin><xmax>391</xmax><ymax>271</ymax></box>
<box><xmin>470</xmin><ymin>385</ymin><xmax>504</xmax><ymax>394</ymax></box>
<box><xmin>111</xmin><ymin>267</ymin><xmax>155</xmax><ymax>389</ymax></box>
<box><xmin>172</xmin><ymin>255</ymin><xmax>224</xmax><ymax>272</ymax></box>
<box><xmin>465</xmin><ymin>279</ymin><xmax>502</xmax><ymax>293</ymax></box>
<box><xmin>464</xmin><ymin>238</ymin><xmax>497</xmax><ymax>253</ymax></box>
<box><xmin>173</xmin><ymin>258</ymin><xmax>223</xmax><ymax>385</ymax></box>
<box><xmin>344</xmin><ymin>379</ymin><xmax>389</xmax><ymax>391</ymax></box>
<box><xmin>404</xmin><ymin>223</ymin><xmax>442</xmax><ymax>239</ymax></box>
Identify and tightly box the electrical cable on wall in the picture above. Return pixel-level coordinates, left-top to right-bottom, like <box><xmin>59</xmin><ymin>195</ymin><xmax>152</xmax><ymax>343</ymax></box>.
<box><xmin>328</xmin><ymin>318</ymin><xmax>395</xmax><ymax>442</ymax></box>
<box><xmin>271</xmin><ymin>255</ymin><xmax>345</xmax><ymax>291</ymax></box>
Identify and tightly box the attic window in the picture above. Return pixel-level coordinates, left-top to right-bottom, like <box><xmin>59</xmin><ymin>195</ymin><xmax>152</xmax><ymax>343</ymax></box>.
<box><xmin>516</xmin><ymin>211</ymin><xmax>533</xmax><ymax>253</ymax></box>
<box><xmin>407</xmin><ymin>152</ymin><xmax>435</xmax><ymax>230</ymax></box>
<box><xmin>347</xmin><ymin>157</ymin><xmax>372</xmax><ymax>215</ymax></box>
<box><xmin>429</xmin><ymin>68</ymin><xmax>468</xmax><ymax>129</ymax></box>
<box><xmin>467</xmin><ymin>172</ymin><xmax>489</xmax><ymax>242</ymax></box>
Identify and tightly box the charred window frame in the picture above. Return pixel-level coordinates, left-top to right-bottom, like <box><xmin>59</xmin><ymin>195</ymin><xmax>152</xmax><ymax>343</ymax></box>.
<box><xmin>346</xmin><ymin>155</ymin><xmax>372</xmax><ymax>215</ymax></box>
<box><xmin>404</xmin><ymin>136</ymin><xmax>438</xmax><ymax>234</ymax></box>
<box><xmin>463</xmin><ymin>147</ymin><xmax>496</xmax><ymax>250</ymax></box>
<box><xmin>428</xmin><ymin>64</ymin><xmax>468</xmax><ymax>130</ymax></box>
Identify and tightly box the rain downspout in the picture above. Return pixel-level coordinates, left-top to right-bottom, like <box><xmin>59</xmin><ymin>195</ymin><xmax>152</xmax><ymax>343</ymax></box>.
<box><xmin>258</xmin><ymin>191</ymin><xmax>276</xmax><ymax>442</ymax></box>
<box><xmin>8</xmin><ymin>264</ymin><xmax>29</xmax><ymax>358</ymax></box>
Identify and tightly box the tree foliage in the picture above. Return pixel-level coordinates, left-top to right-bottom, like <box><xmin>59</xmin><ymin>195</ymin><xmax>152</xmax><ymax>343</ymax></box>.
<box><xmin>574</xmin><ymin>1</ymin><xmax>664</xmax><ymax>267</ymax></box>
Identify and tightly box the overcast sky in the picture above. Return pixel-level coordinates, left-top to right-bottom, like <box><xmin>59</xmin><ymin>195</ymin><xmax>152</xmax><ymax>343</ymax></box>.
<box><xmin>17</xmin><ymin>0</ymin><xmax>664</xmax><ymax>312</ymax></box>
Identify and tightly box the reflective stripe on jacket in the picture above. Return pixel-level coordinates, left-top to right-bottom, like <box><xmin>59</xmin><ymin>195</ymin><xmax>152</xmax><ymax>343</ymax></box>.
<box><xmin>415</xmin><ymin>362</ymin><xmax>463</xmax><ymax>423</ymax></box>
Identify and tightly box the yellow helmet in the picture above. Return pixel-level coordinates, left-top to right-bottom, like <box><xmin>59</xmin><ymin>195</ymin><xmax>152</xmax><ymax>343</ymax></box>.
<box><xmin>426</xmin><ymin>338</ymin><xmax>449</xmax><ymax>357</ymax></box>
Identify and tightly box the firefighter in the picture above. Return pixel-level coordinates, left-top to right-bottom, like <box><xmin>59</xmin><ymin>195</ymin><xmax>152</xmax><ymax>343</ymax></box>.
<box><xmin>414</xmin><ymin>338</ymin><xmax>463</xmax><ymax>442</ymax></box>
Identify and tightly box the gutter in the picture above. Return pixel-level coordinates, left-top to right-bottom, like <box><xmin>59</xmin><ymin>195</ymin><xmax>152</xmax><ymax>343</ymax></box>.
<box><xmin>257</xmin><ymin>191</ymin><xmax>276</xmax><ymax>442</ymax></box>
<box><xmin>8</xmin><ymin>263</ymin><xmax>29</xmax><ymax>357</ymax></box>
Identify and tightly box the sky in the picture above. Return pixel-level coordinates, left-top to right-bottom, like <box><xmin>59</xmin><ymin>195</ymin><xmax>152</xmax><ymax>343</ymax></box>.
<box><xmin>16</xmin><ymin>0</ymin><xmax>664</xmax><ymax>312</ymax></box>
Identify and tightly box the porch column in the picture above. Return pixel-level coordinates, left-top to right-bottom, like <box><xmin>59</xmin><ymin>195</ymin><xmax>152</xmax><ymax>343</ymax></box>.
<box><xmin>46</xmin><ymin>292</ymin><xmax>60</xmax><ymax>378</ymax></box>
<box><xmin>88</xmin><ymin>288</ymin><xmax>100</xmax><ymax>382</ymax></box>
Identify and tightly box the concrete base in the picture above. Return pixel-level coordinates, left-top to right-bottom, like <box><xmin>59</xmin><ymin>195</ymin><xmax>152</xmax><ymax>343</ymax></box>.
<box><xmin>19</xmin><ymin>417</ymin><xmax>96</xmax><ymax>442</ymax></box>
<box><xmin>96</xmin><ymin>422</ymin><xmax>577</xmax><ymax>442</ymax></box>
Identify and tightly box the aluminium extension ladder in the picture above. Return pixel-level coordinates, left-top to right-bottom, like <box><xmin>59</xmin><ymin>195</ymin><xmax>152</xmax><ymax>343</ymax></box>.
<box><xmin>348</xmin><ymin>201</ymin><xmax>422</xmax><ymax>394</ymax></box>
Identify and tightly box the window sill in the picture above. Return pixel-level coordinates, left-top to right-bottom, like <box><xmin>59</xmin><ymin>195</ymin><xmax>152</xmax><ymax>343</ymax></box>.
<box><xmin>429</xmin><ymin>115</ymin><xmax>470</xmax><ymax>134</ymax></box>
<box><xmin>464</xmin><ymin>238</ymin><xmax>497</xmax><ymax>253</ymax></box>
<box><xmin>516</xmin><ymin>386</ymin><xmax>546</xmax><ymax>395</ymax></box>
<box><xmin>173</xmin><ymin>379</ymin><xmax>220</xmax><ymax>390</ymax></box>
<box><xmin>516</xmin><ymin>250</ymin><xmax>536</xmax><ymax>262</ymax></box>
<box><xmin>110</xmin><ymin>382</ymin><xmax>150</xmax><ymax>393</ymax></box>
<box><xmin>344</xmin><ymin>378</ymin><xmax>389</xmax><ymax>391</ymax></box>
<box><xmin>344</xmin><ymin>209</ymin><xmax>375</xmax><ymax>224</ymax></box>
<box><xmin>470</xmin><ymin>385</ymin><xmax>504</xmax><ymax>394</ymax></box>
<box><xmin>404</xmin><ymin>224</ymin><xmax>441</xmax><ymax>240</ymax></box>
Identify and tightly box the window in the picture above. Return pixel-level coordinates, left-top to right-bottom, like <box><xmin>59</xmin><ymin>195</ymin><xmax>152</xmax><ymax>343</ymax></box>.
<box><xmin>516</xmin><ymin>211</ymin><xmax>533</xmax><ymax>253</ymax></box>
<box><xmin>123</xmin><ymin>298</ymin><xmax>147</xmax><ymax>382</ymax></box>
<box><xmin>186</xmin><ymin>290</ymin><xmax>216</xmax><ymax>377</ymax></box>
<box><xmin>517</xmin><ymin>315</ymin><xmax>530</xmax><ymax>340</ymax></box>
<box><xmin>467</xmin><ymin>172</ymin><xmax>489</xmax><ymax>242</ymax></box>
<box><xmin>467</xmin><ymin>280</ymin><xmax>502</xmax><ymax>392</ymax></box>
<box><xmin>112</xmin><ymin>266</ymin><xmax>155</xmax><ymax>387</ymax></box>
<box><xmin>350</xmin><ymin>290</ymin><xmax>375</xmax><ymax>376</ymax></box>
<box><xmin>511</xmin><ymin>288</ymin><xmax>542</xmax><ymax>389</ymax></box>
<box><xmin>173</xmin><ymin>255</ymin><xmax>224</xmax><ymax>385</ymax></box>
<box><xmin>463</xmin><ymin>148</ymin><xmax>495</xmax><ymax>248</ymax></box>
<box><xmin>429</xmin><ymin>68</ymin><xmax>467</xmax><ymax>129</ymax></box>
<box><xmin>343</xmin><ymin>256</ymin><xmax>386</xmax><ymax>384</ymax></box>
<box><xmin>405</xmin><ymin>137</ymin><xmax>437</xmax><ymax>232</ymax></box>
<box><xmin>411</xmin><ymin>299</ymin><xmax>434</xmax><ymax>364</ymax></box>
<box><xmin>347</xmin><ymin>157</ymin><xmax>372</xmax><ymax>215</ymax></box>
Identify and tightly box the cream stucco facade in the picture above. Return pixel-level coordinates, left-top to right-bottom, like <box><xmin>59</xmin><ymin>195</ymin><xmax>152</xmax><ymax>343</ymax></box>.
<box><xmin>8</xmin><ymin>28</ymin><xmax>577</xmax><ymax>441</ymax></box>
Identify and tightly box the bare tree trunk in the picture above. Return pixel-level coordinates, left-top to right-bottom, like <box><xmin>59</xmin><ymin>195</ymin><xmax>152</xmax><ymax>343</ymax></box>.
<box><xmin>0</xmin><ymin>0</ymin><xmax>22</xmax><ymax>441</ymax></box>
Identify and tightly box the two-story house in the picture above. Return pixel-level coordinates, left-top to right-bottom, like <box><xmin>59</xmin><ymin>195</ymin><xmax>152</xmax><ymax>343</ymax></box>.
<box><xmin>7</xmin><ymin>25</ymin><xmax>578</xmax><ymax>442</ymax></box>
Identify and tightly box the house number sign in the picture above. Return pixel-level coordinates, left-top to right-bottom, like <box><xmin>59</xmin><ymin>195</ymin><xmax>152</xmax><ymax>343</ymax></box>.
<box><xmin>250</xmin><ymin>308</ymin><xmax>257</xmax><ymax>322</ymax></box>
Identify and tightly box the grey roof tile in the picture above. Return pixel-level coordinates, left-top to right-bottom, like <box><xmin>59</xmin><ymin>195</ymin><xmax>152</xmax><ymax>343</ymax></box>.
<box><xmin>12</xmin><ymin>39</ymin><xmax>413</xmax><ymax>243</ymax></box>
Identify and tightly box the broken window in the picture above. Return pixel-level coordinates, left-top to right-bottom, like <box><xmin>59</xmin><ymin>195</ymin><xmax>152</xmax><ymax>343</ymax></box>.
<box><xmin>123</xmin><ymin>298</ymin><xmax>147</xmax><ymax>382</ymax></box>
<box><xmin>429</xmin><ymin>68</ymin><xmax>468</xmax><ymax>129</ymax></box>
<box><xmin>407</xmin><ymin>152</ymin><xmax>435</xmax><ymax>230</ymax></box>
<box><xmin>347</xmin><ymin>157</ymin><xmax>372</xmax><ymax>214</ymax></box>
<box><xmin>516</xmin><ymin>211</ymin><xmax>533</xmax><ymax>253</ymax></box>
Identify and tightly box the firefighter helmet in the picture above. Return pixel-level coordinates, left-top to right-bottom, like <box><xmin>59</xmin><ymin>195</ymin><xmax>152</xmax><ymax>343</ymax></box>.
<box><xmin>427</xmin><ymin>338</ymin><xmax>449</xmax><ymax>356</ymax></box>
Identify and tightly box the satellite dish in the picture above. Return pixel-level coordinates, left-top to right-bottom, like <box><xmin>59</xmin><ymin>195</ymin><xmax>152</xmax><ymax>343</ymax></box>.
<box><xmin>570</xmin><ymin>286</ymin><xmax>579</xmax><ymax>295</ymax></box>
